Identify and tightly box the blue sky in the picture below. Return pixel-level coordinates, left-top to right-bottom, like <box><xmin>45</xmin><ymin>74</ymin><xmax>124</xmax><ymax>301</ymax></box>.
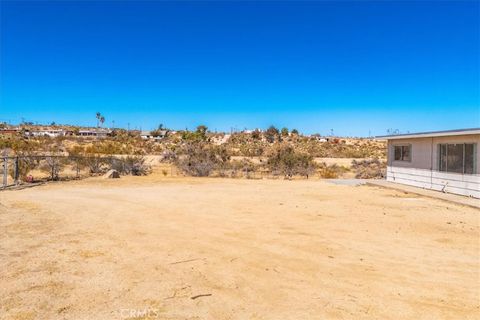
<box><xmin>0</xmin><ymin>1</ymin><xmax>479</xmax><ymax>136</ymax></box>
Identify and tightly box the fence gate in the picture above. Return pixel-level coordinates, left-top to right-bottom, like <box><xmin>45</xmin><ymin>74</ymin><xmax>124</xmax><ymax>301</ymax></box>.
<box><xmin>1</xmin><ymin>157</ymin><xmax>20</xmax><ymax>189</ymax></box>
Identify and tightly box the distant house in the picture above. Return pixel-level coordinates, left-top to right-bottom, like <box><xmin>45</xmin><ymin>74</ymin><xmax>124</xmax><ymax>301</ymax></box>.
<box><xmin>310</xmin><ymin>134</ymin><xmax>329</xmax><ymax>142</ymax></box>
<box><xmin>29</xmin><ymin>129</ymin><xmax>66</xmax><ymax>138</ymax></box>
<box><xmin>0</xmin><ymin>128</ymin><xmax>20</xmax><ymax>136</ymax></box>
<box><xmin>140</xmin><ymin>130</ymin><xmax>167</xmax><ymax>141</ymax></box>
<box><xmin>377</xmin><ymin>128</ymin><xmax>479</xmax><ymax>198</ymax></box>
<box><xmin>78</xmin><ymin>129</ymin><xmax>111</xmax><ymax>138</ymax></box>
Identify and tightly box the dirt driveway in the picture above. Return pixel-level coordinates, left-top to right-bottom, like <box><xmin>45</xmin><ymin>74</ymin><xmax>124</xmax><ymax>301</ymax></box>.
<box><xmin>0</xmin><ymin>176</ymin><xmax>478</xmax><ymax>319</ymax></box>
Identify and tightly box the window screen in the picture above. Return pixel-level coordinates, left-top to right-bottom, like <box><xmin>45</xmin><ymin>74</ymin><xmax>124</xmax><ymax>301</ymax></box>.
<box><xmin>438</xmin><ymin>143</ymin><xmax>476</xmax><ymax>174</ymax></box>
<box><xmin>439</xmin><ymin>144</ymin><xmax>447</xmax><ymax>172</ymax></box>
<box><xmin>401</xmin><ymin>145</ymin><xmax>411</xmax><ymax>161</ymax></box>
<box><xmin>394</xmin><ymin>145</ymin><xmax>411</xmax><ymax>161</ymax></box>
<box><xmin>394</xmin><ymin>146</ymin><xmax>402</xmax><ymax>160</ymax></box>
<box><xmin>465</xmin><ymin>144</ymin><xmax>474</xmax><ymax>174</ymax></box>
<box><xmin>447</xmin><ymin>144</ymin><xmax>464</xmax><ymax>173</ymax></box>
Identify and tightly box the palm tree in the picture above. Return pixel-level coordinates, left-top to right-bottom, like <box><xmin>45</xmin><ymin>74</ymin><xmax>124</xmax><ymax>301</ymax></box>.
<box><xmin>95</xmin><ymin>112</ymin><xmax>105</xmax><ymax>140</ymax></box>
<box><xmin>96</xmin><ymin>112</ymin><xmax>101</xmax><ymax>128</ymax></box>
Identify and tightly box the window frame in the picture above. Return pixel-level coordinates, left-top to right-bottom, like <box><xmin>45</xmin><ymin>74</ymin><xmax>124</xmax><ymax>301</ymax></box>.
<box><xmin>438</xmin><ymin>143</ymin><xmax>477</xmax><ymax>174</ymax></box>
<box><xmin>393</xmin><ymin>144</ymin><xmax>412</xmax><ymax>162</ymax></box>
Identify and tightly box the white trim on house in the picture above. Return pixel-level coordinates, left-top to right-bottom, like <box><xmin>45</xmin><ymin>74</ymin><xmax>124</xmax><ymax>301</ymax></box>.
<box><xmin>376</xmin><ymin>128</ymin><xmax>480</xmax><ymax>140</ymax></box>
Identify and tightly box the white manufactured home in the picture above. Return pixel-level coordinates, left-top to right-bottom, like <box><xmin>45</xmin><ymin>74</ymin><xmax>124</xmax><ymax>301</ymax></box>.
<box><xmin>377</xmin><ymin>128</ymin><xmax>480</xmax><ymax>198</ymax></box>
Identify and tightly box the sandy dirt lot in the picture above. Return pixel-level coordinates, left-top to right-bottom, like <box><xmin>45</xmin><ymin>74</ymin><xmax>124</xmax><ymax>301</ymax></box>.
<box><xmin>0</xmin><ymin>175</ymin><xmax>478</xmax><ymax>319</ymax></box>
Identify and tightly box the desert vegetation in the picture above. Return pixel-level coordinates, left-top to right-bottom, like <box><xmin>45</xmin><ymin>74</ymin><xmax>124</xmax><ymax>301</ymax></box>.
<box><xmin>351</xmin><ymin>158</ymin><xmax>387</xmax><ymax>179</ymax></box>
<box><xmin>1</xmin><ymin>123</ymin><xmax>386</xmax><ymax>184</ymax></box>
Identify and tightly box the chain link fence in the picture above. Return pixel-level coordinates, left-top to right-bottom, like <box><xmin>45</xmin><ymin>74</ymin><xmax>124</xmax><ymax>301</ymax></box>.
<box><xmin>1</xmin><ymin>156</ymin><xmax>19</xmax><ymax>188</ymax></box>
<box><xmin>1</xmin><ymin>155</ymin><xmax>150</xmax><ymax>189</ymax></box>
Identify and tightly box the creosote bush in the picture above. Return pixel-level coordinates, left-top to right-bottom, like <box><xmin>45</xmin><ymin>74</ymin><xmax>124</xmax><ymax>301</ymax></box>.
<box><xmin>40</xmin><ymin>156</ymin><xmax>67</xmax><ymax>181</ymax></box>
<box><xmin>266</xmin><ymin>145</ymin><xmax>316</xmax><ymax>179</ymax></box>
<box><xmin>175</xmin><ymin>142</ymin><xmax>228</xmax><ymax>177</ymax></box>
<box><xmin>106</xmin><ymin>155</ymin><xmax>151</xmax><ymax>176</ymax></box>
<box><xmin>351</xmin><ymin>159</ymin><xmax>386</xmax><ymax>179</ymax></box>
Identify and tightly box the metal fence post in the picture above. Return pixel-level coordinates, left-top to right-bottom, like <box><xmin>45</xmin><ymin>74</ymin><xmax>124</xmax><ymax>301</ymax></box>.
<box><xmin>2</xmin><ymin>157</ymin><xmax>7</xmax><ymax>188</ymax></box>
<box><xmin>76</xmin><ymin>158</ymin><xmax>80</xmax><ymax>178</ymax></box>
<box><xmin>14</xmin><ymin>156</ymin><xmax>19</xmax><ymax>185</ymax></box>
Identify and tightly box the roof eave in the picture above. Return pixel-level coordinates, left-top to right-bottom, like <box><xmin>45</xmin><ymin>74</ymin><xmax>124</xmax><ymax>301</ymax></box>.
<box><xmin>375</xmin><ymin>128</ymin><xmax>480</xmax><ymax>140</ymax></box>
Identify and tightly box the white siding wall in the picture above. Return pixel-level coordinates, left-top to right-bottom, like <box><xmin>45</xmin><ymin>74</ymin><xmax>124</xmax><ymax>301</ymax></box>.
<box><xmin>386</xmin><ymin>134</ymin><xmax>480</xmax><ymax>198</ymax></box>
<box><xmin>386</xmin><ymin>166</ymin><xmax>480</xmax><ymax>198</ymax></box>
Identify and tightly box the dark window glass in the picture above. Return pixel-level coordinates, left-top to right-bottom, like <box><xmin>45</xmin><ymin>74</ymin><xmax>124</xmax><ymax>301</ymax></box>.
<box><xmin>464</xmin><ymin>144</ymin><xmax>474</xmax><ymax>174</ymax></box>
<box><xmin>394</xmin><ymin>146</ymin><xmax>402</xmax><ymax>160</ymax></box>
<box><xmin>393</xmin><ymin>145</ymin><xmax>411</xmax><ymax>161</ymax></box>
<box><xmin>447</xmin><ymin>144</ymin><xmax>464</xmax><ymax>173</ymax></box>
<box><xmin>439</xmin><ymin>144</ymin><xmax>447</xmax><ymax>172</ymax></box>
<box><xmin>402</xmin><ymin>146</ymin><xmax>411</xmax><ymax>161</ymax></box>
<box><xmin>439</xmin><ymin>143</ymin><xmax>476</xmax><ymax>174</ymax></box>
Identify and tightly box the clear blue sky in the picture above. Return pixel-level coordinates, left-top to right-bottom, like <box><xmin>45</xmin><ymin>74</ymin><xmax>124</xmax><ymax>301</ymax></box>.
<box><xmin>1</xmin><ymin>1</ymin><xmax>479</xmax><ymax>136</ymax></box>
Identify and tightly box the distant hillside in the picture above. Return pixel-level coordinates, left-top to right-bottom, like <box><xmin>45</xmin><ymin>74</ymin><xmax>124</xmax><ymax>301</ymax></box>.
<box><xmin>1</xmin><ymin>125</ymin><xmax>386</xmax><ymax>159</ymax></box>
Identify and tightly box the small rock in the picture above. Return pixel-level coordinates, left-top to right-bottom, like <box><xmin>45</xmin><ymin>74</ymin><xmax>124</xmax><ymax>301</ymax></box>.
<box><xmin>103</xmin><ymin>169</ymin><xmax>120</xmax><ymax>179</ymax></box>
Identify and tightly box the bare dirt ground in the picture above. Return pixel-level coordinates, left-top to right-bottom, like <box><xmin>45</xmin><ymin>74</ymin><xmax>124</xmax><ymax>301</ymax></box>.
<box><xmin>0</xmin><ymin>174</ymin><xmax>478</xmax><ymax>320</ymax></box>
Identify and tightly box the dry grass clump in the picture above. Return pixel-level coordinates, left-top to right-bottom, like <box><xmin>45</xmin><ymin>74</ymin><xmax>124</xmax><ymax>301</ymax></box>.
<box><xmin>351</xmin><ymin>159</ymin><xmax>386</xmax><ymax>179</ymax></box>
<box><xmin>228</xmin><ymin>158</ymin><xmax>257</xmax><ymax>178</ymax></box>
<box><xmin>318</xmin><ymin>163</ymin><xmax>349</xmax><ymax>179</ymax></box>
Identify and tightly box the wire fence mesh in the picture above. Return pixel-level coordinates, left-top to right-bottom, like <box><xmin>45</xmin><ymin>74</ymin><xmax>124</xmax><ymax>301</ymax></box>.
<box><xmin>0</xmin><ymin>155</ymin><xmax>152</xmax><ymax>189</ymax></box>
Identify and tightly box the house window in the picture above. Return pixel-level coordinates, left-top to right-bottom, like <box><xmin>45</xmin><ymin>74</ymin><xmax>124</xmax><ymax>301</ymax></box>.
<box><xmin>439</xmin><ymin>143</ymin><xmax>476</xmax><ymax>174</ymax></box>
<box><xmin>394</xmin><ymin>145</ymin><xmax>411</xmax><ymax>161</ymax></box>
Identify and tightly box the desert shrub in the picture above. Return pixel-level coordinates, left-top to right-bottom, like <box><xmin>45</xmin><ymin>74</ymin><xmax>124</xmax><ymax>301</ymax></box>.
<box><xmin>266</xmin><ymin>145</ymin><xmax>316</xmax><ymax>179</ymax></box>
<box><xmin>40</xmin><ymin>156</ymin><xmax>67</xmax><ymax>180</ymax></box>
<box><xmin>1</xmin><ymin>136</ymin><xmax>41</xmax><ymax>155</ymax></box>
<box><xmin>351</xmin><ymin>159</ymin><xmax>386</xmax><ymax>179</ymax></box>
<box><xmin>232</xmin><ymin>142</ymin><xmax>264</xmax><ymax>157</ymax></box>
<box><xmin>214</xmin><ymin>145</ymin><xmax>231</xmax><ymax>177</ymax></box>
<box><xmin>175</xmin><ymin>142</ymin><xmax>229</xmax><ymax>177</ymax></box>
<box><xmin>84</xmin><ymin>141</ymin><xmax>133</xmax><ymax>155</ymax></box>
<box><xmin>76</xmin><ymin>144</ymin><xmax>125</xmax><ymax>175</ymax></box>
<box><xmin>109</xmin><ymin>155</ymin><xmax>151</xmax><ymax>176</ymax></box>
<box><xmin>229</xmin><ymin>158</ymin><xmax>257</xmax><ymax>178</ymax></box>
<box><xmin>318</xmin><ymin>164</ymin><xmax>339</xmax><ymax>179</ymax></box>
<box><xmin>181</xmin><ymin>125</ymin><xmax>209</xmax><ymax>142</ymax></box>
<box><xmin>239</xmin><ymin>158</ymin><xmax>256</xmax><ymax>178</ymax></box>
<box><xmin>160</xmin><ymin>149</ymin><xmax>177</xmax><ymax>163</ymax></box>
<box><xmin>265</xmin><ymin>126</ymin><xmax>280</xmax><ymax>143</ymax></box>
<box><xmin>69</xmin><ymin>157</ymin><xmax>87</xmax><ymax>178</ymax></box>
<box><xmin>251</xmin><ymin>129</ymin><xmax>261</xmax><ymax>140</ymax></box>
<box><xmin>296</xmin><ymin>159</ymin><xmax>317</xmax><ymax>178</ymax></box>
<box><xmin>84</xmin><ymin>155</ymin><xmax>108</xmax><ymax>174</ymax></box>
<box><xmin>126</xmin><ymin>155</ymin><xmax>151</xmax><ymax>176</ymax></box>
